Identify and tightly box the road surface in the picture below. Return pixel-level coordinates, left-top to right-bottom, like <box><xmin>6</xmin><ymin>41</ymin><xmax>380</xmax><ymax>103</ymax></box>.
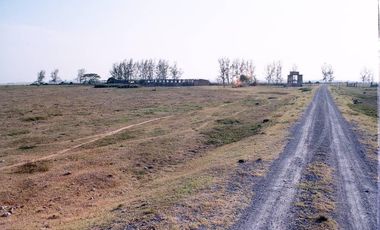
<box><xmin>233</xmin><ymin>85</ymin><xmax>378</xmax><ymax>229</ymax></box>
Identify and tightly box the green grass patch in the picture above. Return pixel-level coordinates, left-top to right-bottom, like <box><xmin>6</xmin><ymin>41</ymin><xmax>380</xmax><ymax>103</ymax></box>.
<box><xmin>299</xmin><ymin>87</ymin><xmax>311</xmax><ymax>92</ymax></box>
<box><xmin>203</xmin><ymin>119</ymin><xmax>262</xmax><ymax>146</ymax></box>
<box><xmin>347</xmin><ymin>103</ymin><xmax>378</xmax><ymax>118</ymax></box>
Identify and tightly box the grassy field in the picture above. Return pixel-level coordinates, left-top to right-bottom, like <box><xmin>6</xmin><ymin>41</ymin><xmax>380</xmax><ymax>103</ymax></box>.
<box><xmin>0</xmin><ymin>85</ymin><xmax>314</xmax><ymax>229</ymax></box>
<box><xmin>330</xmin><ymin>86</ymin><xmax>377</xmax><ymax>162</ymax></box>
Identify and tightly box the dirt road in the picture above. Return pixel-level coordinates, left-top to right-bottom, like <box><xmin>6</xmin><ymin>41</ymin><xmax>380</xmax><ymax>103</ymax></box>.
<box><xmin>233</xmin><ymin>85</ymin><xmax>378</xmax><ymax>229</ymax></box>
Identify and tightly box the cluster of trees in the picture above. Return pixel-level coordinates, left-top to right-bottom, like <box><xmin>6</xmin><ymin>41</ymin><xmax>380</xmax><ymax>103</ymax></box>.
<box><xmin>321</xmin><ymin>64</ymin><xmax>375</xmax><ymax>85</ymax></box>
<box><xmin>36</xmin><ymin>69</ymin><xmax>60</xmax><ymax>84</ymax></box>
<box><xmin>109</xmin><ymin>59</ymin><xmax>183</xmax><ymax>81</ymax></box>
<box><xmin>36</xmin><ymin>68</ymin><xmax>101</xmax><ymax>84</ymax></box>
<box><xmin>264</xmin><ymin>61</ymin><xmax>283</xmax><ymax>84</ymax></box>
<box><xmin>217</xmin><ymin>58</ymin><xmax>257</xmax><ymax>86</ymax></box>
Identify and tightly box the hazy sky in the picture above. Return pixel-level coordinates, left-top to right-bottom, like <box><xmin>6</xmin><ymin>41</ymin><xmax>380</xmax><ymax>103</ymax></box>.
<box><xmin>0</xmin><ymin>0</ymin><xmax>378</xmax><ymax>83</ymax></box>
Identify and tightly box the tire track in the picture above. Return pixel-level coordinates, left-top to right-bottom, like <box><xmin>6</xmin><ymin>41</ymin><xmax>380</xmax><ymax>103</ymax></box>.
<box><xmin>0</xmin><ymin>116</ymin><xmax>172</xmax><ymax>171</ymax></box>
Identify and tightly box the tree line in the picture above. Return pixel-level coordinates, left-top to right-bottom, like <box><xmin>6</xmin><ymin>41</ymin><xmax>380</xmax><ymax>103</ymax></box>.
<box><xmin>217</xmin><ymin>58</ymin><xmax>258</xmax><ymax>86</ymax></box>
<box><xmin>109</xmin><ymin>59</ymin><xmax>183</xmax><ymax>81</ymax></box>
<box><xmin>217</xmin><ymin>58</ymin><xmax>285</xmax><ymax>87</ymax></box>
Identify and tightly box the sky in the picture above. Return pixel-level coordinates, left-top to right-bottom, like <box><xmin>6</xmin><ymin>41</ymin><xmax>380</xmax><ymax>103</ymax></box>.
<box><xmin>0</xmin><ymin>0</ymin><xmax>378</xmax><ymax>83</ymax></box>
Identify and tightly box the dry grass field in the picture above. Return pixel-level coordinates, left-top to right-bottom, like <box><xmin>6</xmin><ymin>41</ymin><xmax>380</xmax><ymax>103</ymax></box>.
<box><xmin>0</xmin><ymin>85</ymin><xmax>314</xmax><ymax>229</ymax></box>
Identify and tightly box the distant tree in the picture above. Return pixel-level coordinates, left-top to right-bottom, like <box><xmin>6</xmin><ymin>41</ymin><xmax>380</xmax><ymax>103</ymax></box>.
<box><xmin>218</xmin><ymin>58</ymin><xmax>231</xmax><ymax>87</ymax></box>
<box><xmin>82</xmin><ymin>73</ymin><xmax>100</xmax><ymax>84</ymax></box>
<box><xmin>247</xmin><ymin>60</ymin><xmax>256</xmax><ymax>84</ymax></box>
<box><xmin>77</xmin><ymin>68</ymin><xmax>86</xmax><ymax>83</ymax></box>
<box><xmin>321</xmin><ymin>63</ymin><xmax>334</xmax><ymax>82</ymax></box>
<box><xmin>156</xmin><ymin>59</ymin><xmax>169</xmax><ymax>79</ymax></box>
<box><xmin>274</xmin><ymin>61</ymin><xmax>283</xmax><ymax>84</ymax></box>
<box><xmin>170</xmin><ymin>62</ymin><xmax>183</xmax><ymax>79</ymax></box>
<box><xmin>147</xmin><ymin>59</ymin><xmax>155</xmax><ymax>80</ymax></box>
<box><xmin>240</xmin><ymin>75</ymin><xmax>250</xmax><ymax>83</ymax></box>
<box><xmin>36</xmin><ymin>70</ymin><xmax>46</xmax><ymax>84</ymax></box>
<box><xmin>265</xmin><ymin>62</ymin><xmax>276</xmax><ymax>84</ymax></box>
<box><xmin>239</xmin><ymin>60</ymin><xmax>248</xmax><ymax>77</ymax></box>
<box><xmin>360</xmin><ymin>67</ymin><xmax>374</xmax><ymax>85</ymax></box>
<box><xmin>50</xmin><ymin>69</ymin><xmax>60</xmax><ymax>83</ymax></box>
<box><xmin>231</xmin><ymin>59</ymin><xmax>241</xmax><ymax>83</ymax></box>
<box><xmin>133</xmin><ymin>61</ymin><xmax>143</xmax><ymax>80</ymax></box>
<box><xmin>125</xmin><ymin>59</ymin><xmax>134</xmax><ymax>80</ymax></box>
<box><xmin>110</xmin><ymin>63</ymin><xmax>123</xmax><ymax>80</ymax></box>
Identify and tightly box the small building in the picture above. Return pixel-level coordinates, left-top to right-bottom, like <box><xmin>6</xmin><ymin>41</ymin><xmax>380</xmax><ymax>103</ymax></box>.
<box><xmin>287</xmin><ymin>71</ymin><xmax>303</xmax><ymax>87</ymax></box>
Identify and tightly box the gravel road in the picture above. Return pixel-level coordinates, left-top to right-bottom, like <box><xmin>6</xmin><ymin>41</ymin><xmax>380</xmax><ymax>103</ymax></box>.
<box><xmin>232</xmin><ymin>85</ymin><xmax>378</xmax><ymax>229</ymax></box>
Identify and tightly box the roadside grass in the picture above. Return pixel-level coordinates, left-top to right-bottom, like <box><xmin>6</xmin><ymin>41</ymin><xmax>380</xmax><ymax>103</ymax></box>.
<box><xmin>330</xmin><ymin>86</ymin><xmax>377</xmax><ymax>161</ymax></box>
<box><xmin>347</xmin><ymin>103</ymin><xmax>377</xmax><ymax>118</ymax></box>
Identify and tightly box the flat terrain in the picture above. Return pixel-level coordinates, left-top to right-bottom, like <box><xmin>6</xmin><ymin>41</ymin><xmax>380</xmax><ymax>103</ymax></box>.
<box><xmin>233</xmin><ymin>85</ymin><xmax>378</xmax><ymax>229</ymax></box>
<box><xmin>0</xmin><ymin>85</ymin><xmax>313</xmax><ymax>229</ymax></box>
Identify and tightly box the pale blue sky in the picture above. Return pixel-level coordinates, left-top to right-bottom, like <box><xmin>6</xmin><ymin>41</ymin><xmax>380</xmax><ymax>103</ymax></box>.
<box><xmin>0</xmin><ymin>0</ymin><xmax>378</xmax><ymax>83</ymax></box>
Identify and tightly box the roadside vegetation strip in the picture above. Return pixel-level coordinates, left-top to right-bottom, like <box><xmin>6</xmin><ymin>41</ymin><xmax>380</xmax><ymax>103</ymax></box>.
<box><xmin>329</xmin><ymin>86</ymin><xmax>377</xmax><ymax>161</ymax></box>
<box><xmin>0</xmin><ymin>116</ymin><xmax>172</xmax><ymax>171</ymax></box>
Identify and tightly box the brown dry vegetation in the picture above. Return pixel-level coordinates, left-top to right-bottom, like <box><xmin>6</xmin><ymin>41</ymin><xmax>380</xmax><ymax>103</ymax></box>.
<box><xmin>0</xmin><ymin>85</ymin><xmax>314</xmax><ymax>229</ymax></box>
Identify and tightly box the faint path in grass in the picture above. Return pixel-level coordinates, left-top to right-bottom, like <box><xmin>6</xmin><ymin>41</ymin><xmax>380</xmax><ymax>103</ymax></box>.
<box><xmin>0</xmin><ymin>116</ymin><xmax>172</xmax><ymax>171</ymax></box>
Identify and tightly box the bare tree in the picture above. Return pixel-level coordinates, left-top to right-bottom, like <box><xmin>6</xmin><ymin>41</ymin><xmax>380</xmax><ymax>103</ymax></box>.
<box><xmin>77</xmin><ymin>68</ymin><xmax>86</xmax><ymax>83</ymax></box>
<box><xmin>239</xmin><ymin>60</ymin><xmax>248</xmax><ymax>77</ymax></box>
<box><xmin>156</xmin><ymin>59</ymin><xmax>169</xmax><ymax>79</ymax></box>
<box><xmin>50</xmin><ymin>69</ymin><xmax>60</xmax><ymax>83</ymax></box>
<box><xmin>218</xmin><ymin>58</ymin><xmax>231</xmax><ymax>87</ymax></box>
<box><xmin>126</xmin><ymin>59</ymin><xmax>134</xmax><ymax>80</ymax></box>
<box><xmin>170</xmin><ymin>62</ymin><xmax>183</xmax><ymax>79</ymax></box>
<box><xmin>265</xmin><ymin>62</ymin><xmax>276</xmax><ymax>84</ymax></box>
<box><xmin>247</xmin><ymin>60</ymin><xmax>256</xmax><ymax>84</ymax></box>
<box><xmin>360</xmin><ymin>67</ymin><xmax>374</xmax><ymax>85</ymax></box>
<box><xmin>37</xmin><ymin>70</ymin><xmax>46</xmax><ymax>84</ymax></box>
<box><xmin>274</xmin><ymin>61</ymin><xmax>283</xmax><ymax>84</ymax></box>
<box><xmin>321</xmin><ymin>63</ymin><xmax>334</xmax><ymax>82</ymax></box>
<box><xmin>231</xmin><ymin>59</ymin><xmax>241</xmax><ymax>82</ymax></box>
<box><xmin>110</xmin><ymin>63</ymin><xmax>123</xmax><ymax>80</ymax></box>
<box><xmin>147</xmin><ymin>59</ymin><xmax>155</xmax><ymax>80</ymax></box>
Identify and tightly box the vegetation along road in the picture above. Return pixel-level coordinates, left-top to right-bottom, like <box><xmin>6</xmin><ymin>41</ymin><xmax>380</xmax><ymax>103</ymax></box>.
<box><xmin>233</xmin><ymin>85</ymin><xmax>378</xmax><ymax>229</ymax></box>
